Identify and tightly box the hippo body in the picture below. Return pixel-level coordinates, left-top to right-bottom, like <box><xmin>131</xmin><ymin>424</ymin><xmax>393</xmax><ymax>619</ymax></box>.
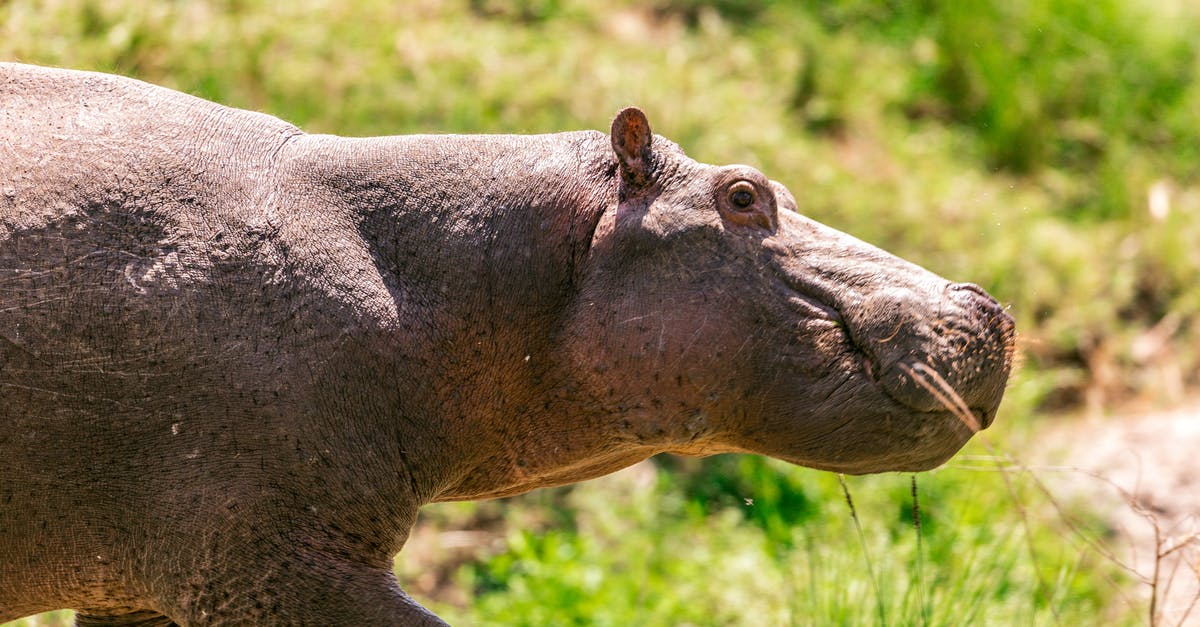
<box><xmin>0</xmin><ymin>63</ymin><xmax>1014</xmax><ymax>625</ymax></box>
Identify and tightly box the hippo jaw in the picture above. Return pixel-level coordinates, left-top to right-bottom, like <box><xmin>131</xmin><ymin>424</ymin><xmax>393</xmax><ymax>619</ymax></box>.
<box><xmin>564</xmin><ymin>107</ymin><xmax>1015</xmax><ymax>476</ymax></box>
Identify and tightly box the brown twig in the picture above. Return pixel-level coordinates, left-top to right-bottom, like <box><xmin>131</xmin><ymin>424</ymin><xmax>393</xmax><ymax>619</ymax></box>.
<box><xmin>902</xmin><ymin>362</ymin><xmax>1199</xmax><ymax>622</ymax></box>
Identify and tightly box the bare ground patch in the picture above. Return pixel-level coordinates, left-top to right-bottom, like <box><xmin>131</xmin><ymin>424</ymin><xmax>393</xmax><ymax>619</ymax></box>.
<box><xmin>1038</xmin><ymin>403</ymin><xmax>1200</xmax><ymax>625</ymax></box>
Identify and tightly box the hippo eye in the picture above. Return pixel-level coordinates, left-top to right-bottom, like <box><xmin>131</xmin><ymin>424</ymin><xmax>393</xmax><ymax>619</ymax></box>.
<box><xmin>729</xmin><ymin>181</ymin><xmax>756</xmax><ymax>209</ymax></box>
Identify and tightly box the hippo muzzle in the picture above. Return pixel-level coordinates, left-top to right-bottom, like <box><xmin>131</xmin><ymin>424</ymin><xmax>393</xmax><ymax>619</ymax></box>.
<box><xmin>854</xmin><ymin>281</ymin><xmax>1014</xmax><ymax>428</ymax></box>
<box><xmin>741</xmin><ymin>209</ymin><xmax>1016</xmax><ymax>474</ymax></box>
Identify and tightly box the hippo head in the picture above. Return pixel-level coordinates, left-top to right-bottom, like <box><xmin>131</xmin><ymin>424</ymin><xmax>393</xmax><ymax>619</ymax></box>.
<box><xmin>563</xmin><ymin>108</ymin><xmax>1015</xmax><ymax>474</ymax></box>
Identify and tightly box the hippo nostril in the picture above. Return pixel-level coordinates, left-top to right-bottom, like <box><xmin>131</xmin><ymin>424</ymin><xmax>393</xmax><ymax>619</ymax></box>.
<box><xmin>948</xmin><ymin>282</ymin><xmax>1011</xmax><ymax>325</ymax></box>
<box><xmin>948</xmin><ymin>282</ymin><xmax>989</xmax><ymax>297</ymax></box>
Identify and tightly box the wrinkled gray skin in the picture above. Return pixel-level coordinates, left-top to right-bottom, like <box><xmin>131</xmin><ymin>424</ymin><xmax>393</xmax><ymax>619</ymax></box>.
<box><xmin>0</xmin><ymin>63</ymin><xmax>1014</xmax><ymax>625</ymax></box>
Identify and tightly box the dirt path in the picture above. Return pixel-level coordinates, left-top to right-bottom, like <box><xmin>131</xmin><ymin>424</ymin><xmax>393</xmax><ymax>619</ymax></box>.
<box><xmin>1039</xmin><ymin>404</ymin><xmax>1200</xmax><ymax>625</ymax></box>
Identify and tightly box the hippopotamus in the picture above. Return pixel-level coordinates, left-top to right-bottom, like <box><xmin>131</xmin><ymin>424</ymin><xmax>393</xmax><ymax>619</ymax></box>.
<box><xmin>0</xmin><ymin>62</ymin><xmax>1014</xmax><ymax>625</ymax></box>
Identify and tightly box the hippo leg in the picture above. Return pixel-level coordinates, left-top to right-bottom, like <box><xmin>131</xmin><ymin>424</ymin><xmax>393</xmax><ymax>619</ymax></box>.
<box><xmin>155</xmin><ymin>551</ymin><xmax>449</xmax><ymax>626</ymax></box>
<box><xmin>74</xmin><ymin>610</ymin><xmax>176</xmax><ymax>626</ymax></box>
<box><xmin>244</xmin><ymin>569</ymin><xmax>449</xmax><ymax>627</ymax></box>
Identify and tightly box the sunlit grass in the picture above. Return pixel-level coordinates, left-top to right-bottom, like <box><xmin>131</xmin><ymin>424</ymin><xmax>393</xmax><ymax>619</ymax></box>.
<box><xmin>407</xmin><ymin>438</ymin><xmax>1141</xmax><ymax>625</ymax></box>
<box><xmin>2</xmin><ymin>611</ymin><xmax>73</xmax><ymax>627</ymax></box>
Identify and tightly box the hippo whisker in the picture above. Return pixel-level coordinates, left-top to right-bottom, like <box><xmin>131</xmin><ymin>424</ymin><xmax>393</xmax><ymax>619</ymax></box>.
<box><xmin>898</xmin><ymin>361</ymin><xmax>981</xmax><ymax>433</ymax></box>
<box><xmin>876</xmin><ymin>320</ymin><xmax>905</xmax><ymax>344</ymax></box>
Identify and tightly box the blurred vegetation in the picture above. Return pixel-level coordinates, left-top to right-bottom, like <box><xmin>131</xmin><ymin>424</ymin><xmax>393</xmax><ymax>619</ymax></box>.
<box><xmin>406</xmin><ymin>453</ymin><xmax>1130</xmax><ymax>625</ymax></box>
<box><xmin>3</xmin><ymin>0</ymin><xmax>1197</xmax><ymax>624</ymax></box>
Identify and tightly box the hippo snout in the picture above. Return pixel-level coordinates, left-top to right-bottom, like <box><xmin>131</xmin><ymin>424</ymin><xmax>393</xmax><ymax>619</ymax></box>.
<box><xmin>856</xmin><ymin>280</ymin><xmax>1015</xmax><ymax>429</ymax></box>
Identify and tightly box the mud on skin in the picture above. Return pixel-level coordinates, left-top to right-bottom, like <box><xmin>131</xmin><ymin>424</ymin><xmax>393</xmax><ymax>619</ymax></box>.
<box><xmin>0</xmin><ymin>63</ymin><xmax>1015</xmax><ymax>625</ymax></box>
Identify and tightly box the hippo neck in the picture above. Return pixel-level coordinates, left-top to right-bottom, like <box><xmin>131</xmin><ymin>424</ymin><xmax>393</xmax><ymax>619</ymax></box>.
<box><xmin>280</xmin><ymin>131</ymin><xmax>613</xmax><ymax>321</ymax></box>
<box><xmin>277</xmin><ymin>131</ymin><xmax>635</xmax><ymax>503</ymax></box>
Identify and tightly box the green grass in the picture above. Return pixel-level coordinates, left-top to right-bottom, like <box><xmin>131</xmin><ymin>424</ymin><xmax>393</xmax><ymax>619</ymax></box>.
<box><xmin>1</xmin><ymin>612</ymin><xmax>73</xmax><ymax>627</ymax></box>
<box><xmin>407</xmin><ymin>436</ymin><xmax>1138</xmax><ymax>625</ymax></box>
<box><xmin>2</xmin><ymin>0</ymin><xmax>1197</xmax><ymax>624</ymax></box>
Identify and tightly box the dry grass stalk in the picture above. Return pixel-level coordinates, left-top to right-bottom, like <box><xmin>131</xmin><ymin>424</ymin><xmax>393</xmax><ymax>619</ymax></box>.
<box><xmin>902</xmin><ymin>361</ymin><xmax>1200</xmax><ymax>625</ymax></box>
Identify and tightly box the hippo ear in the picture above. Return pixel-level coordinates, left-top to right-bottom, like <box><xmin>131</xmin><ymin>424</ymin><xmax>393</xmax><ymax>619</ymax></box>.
<box><xmin>610</xmin><ymin>107</ymin><xmax>654</xmax><ymax>189</ymax></box>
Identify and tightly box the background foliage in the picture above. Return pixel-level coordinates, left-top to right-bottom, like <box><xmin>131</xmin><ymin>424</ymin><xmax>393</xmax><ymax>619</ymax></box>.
<box><xmin>4</xmin><ymin>0</ymin><xmax>1197</xmax><ymax>624</ymax></box>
